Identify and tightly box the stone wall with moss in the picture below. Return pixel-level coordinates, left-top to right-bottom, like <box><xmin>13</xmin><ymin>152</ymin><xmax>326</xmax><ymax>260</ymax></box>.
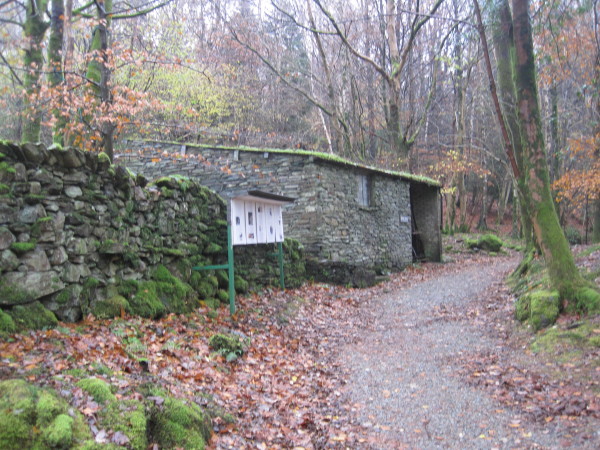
<box><xmin>0</xmin><ymin>141</ymin><xmax>261</xmax><ymax>325</ymax></box>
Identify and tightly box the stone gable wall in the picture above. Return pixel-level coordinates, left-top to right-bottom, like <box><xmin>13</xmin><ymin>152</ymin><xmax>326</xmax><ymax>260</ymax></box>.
<box><xmin>117</xmin><ymin>141</ymin><xmax>415</xmax><ymax>272</ymax></box>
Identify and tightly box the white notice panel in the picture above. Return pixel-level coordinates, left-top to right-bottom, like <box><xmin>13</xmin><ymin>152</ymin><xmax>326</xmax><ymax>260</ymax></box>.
<box><xmin>244</xmin><ymin>201</ymin><xmax>257</xmax><ymax>244</ymax></box>
<box><xmin>232</xmin><ymin>199</ymin><xmax>246</xmax><ymax>245</ymax></box>
<box><xmin>256</xmin><ymin>203</ymin><xmax>267</xmax><ymax>243</ymax></box>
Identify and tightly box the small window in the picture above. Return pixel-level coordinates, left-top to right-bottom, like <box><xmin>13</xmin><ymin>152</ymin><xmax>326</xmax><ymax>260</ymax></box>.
<box><xmin>357</xmin><ymin>175</ymin><xmax>370</xmax><ymax>206</ymax></box>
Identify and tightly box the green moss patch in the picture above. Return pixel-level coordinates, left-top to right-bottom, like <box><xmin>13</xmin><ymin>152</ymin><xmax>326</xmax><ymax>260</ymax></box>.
<box><xmin>77</xmin><ymin>377</ymin><xmax>148</xmax><ymax>449</ymax></box>
<box><xmin>515</xmin><ymin>290</ymin><xmax>560</xmax><ymax>330</ymax></box>
<box><xmin>148</xmin><ymin>391</ymin><xmax>211</xmax><ymax>449</ymax></box>
<box><xmin>77</xmin><ymin>377</ymin><xmax>115</xmax><ymax>404</ymax></box>
<box><xmin>127</xmin><ymin>281</ymin><xmax>166</xmax><ymax>319</ymax></box>
<box><xmin>465</xmin><ymin>234</ymin><xmax>504</xmax><ymax>252</ymax></box>
<box><xmin>0</xmin><ymin>309</ymin><xmax>16</xmax><ymax>334</ymax></box>
<box><xmin>93</xmin><ymin>295</ymin><xmax>129</xmax><ymax>319</ymax></box>
<box><xmin>151</xmin><ymin>264</ymin><xmax>195</xmax><ymax>314</ymax></box>
<box><xmin>209</xmin><ymin>333</ymin><xmax>246</xmax><ymax>361</ymax></box>
<box><xmin>9</xmin><ymin>241</ymin><xmax>37</xmax><ymax>255</ymax></box>
<box><xmin>530</xmin><ymin>320</ymin><xmax>600</xmax><ymax>358</ymax></box>
<box><xmin>8</xmin><ymin>301</ymin><xmax>58</xmax><ymax>331</ymax></box>
<box><xmin>0</xmin><ymin>379</ymin><xmax>91</xmax><ymax>449</ymax></box>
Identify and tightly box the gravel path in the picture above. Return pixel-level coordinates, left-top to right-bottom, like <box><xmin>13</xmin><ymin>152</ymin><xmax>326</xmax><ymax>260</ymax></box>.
<box><xmin>338</xmin><ymin>255</ymin><xmax>597</xmax><ymax>449</ymax></box>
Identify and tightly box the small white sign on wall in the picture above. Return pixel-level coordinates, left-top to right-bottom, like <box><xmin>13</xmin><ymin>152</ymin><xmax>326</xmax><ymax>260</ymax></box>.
<box><xmin>231</xmin><ymin>191</ymin><xmax>294</xmax><ymax>246</ymax></box>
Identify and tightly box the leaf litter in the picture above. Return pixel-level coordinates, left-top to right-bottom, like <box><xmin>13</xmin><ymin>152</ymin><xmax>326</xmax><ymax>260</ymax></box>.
<box><xmin>0</xmin><ymin>247</ymin><xmax>598</xmax><ymax>448</ymax></box>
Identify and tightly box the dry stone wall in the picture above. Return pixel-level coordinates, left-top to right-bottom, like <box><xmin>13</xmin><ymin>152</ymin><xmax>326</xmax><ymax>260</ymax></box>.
<box><xmin>0</xmin><ymin>142</ymin><xmax>230</xmax><ymax>323</ymax></box>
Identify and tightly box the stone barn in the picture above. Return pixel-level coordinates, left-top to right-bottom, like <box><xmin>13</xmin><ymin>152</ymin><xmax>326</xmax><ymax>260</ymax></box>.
<box><xmin>117</xmin><ymin>142</ymin><xmax>442</xmax><ymax>284</ymax></box>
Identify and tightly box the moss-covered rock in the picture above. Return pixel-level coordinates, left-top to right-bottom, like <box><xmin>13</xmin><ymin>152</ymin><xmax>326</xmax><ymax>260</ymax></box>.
<box><xmin>0</xmin><ymin>379</ymin><xmax>92</xmax><ymax>449</ymax></box>
<box><xmin>128</xmin><ymin>281</ymin><xmax>166</xmax><ymax>319</ymax></box>
<box><xmin>209</xmin><ymin>333</ymin><xmax>245</xmax><ymax>357</ymax></box>
<box><xmin>0</xmin><ymin>309</ymin><xmax>16</xmax><ymax>334</ymax></box>
<box><xmin>93</xmin><ymin>295</ymin><xmax>129</xmax><ymax>319</ymax></box>
<box><xmin>515</xmin><ymin>290</ymin><xmax>560</xmax><ymax>330</ymax></box>
<box><xmin>43</xmin><ymin>413</ymin><xmax>74</xmax><ymax>448</ymax></box>
<box><xmin>77</xmin><ymin>378</ymin><xmax>148</xmax><ymax>449</ymax></box>
<box><xmin>8</xmin><ymin>301</ymin><xmax>58</xmax><ymax>331</ymax></box>
<box><xmin>9</xmin><ymin>241</ymin><xmax>37</xmax><ymax>255</ymax></box>
<box><xmin>148</xmin><ymin>393</ymin><xmax>211</xmax><ymax>449</ymax></box>
<box><xmin>215</xmin><ymin>269</ymin><xmax>229</xmax><ymax>289</ymax></box>
<box><xmin>151</xmin><ymin>264</ymin><xmax>195</xmax><ymax>314</ymax></box>
<box><xmin>216</xmin><ymin>289</ymin><xmax>230</xmax><ymax>303</ymax></box>
<box><xmin>466</xmin><ymin>234</ymin><xmax>503</xmax><ymax>252</ymax></box>
<box><xmin>77</xmin><ymin>377</ymin><xmax>115</xmax><ymax>404</ymax></box>
<box><xmin>234</xmin><ymin>275</ymin><xmax>248</xmax><ymax>294</ymax></box>
<box><xmin>103</xmin><ymin>399</ymin><xmax>147</xmax><ymax>450</ymax></box>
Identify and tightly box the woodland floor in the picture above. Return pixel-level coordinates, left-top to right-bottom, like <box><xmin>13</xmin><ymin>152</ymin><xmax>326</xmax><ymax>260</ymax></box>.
<box><xmin>1</xmin><ymin>242</ymin><xmax>599</xmax><ymax>449</ymax></box>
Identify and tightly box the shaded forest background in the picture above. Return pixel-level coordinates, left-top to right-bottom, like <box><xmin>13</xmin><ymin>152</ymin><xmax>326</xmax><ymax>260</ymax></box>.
<box><xmin>0</xmin><ymin>0</ymin><xmax>598</xmax><ymax>240</ymax></box>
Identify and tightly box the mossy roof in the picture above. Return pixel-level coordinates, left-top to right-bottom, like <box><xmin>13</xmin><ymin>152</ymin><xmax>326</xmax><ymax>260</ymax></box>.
<box><xmin>138</xmin><ymin>140</ymin><xmax>440</xmax><ymax>188</ymax></box>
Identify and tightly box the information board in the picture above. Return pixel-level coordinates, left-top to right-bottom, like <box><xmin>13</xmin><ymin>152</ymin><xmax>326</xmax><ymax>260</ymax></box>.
<box><xmin>231</xmin><ymin>192</ymin><xmax>291</xmax><ymax>246</ymax></box>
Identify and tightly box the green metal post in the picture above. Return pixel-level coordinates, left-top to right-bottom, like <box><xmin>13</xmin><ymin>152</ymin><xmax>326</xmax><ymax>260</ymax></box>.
<box><xmin>227</xmin><ymin>224</ymin><xmax>235</xmax><ymax>315</ymax></box>
<box><xmin>278</xmin><ymin>241</ymin><xmax>285</xmax><ymax>289</ymax></box>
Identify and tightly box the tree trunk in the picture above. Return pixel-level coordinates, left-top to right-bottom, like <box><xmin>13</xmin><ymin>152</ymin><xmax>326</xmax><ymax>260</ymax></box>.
<box><xmin>48</xmin><ymin>0</ymin><xmax>65</xmax><ymax>146</ymax></box>
<box><xmin>491</xmin><ymin>0</ymin><xmax>534</xmax><ymax>248</ymax></box>
<box><xmin>86</xmin><ymin>0</ymin><xmax>115</xmax><ymax>160</ymax></box>
<box><xmin>512</xmin><ymin>0</ymin><xmax>599</xmax><ymax>309</ymax></box>
<box><xmin>21</xmin><ymin>0</ymin><xmax>49</xmax><ymax>144</ymax></box>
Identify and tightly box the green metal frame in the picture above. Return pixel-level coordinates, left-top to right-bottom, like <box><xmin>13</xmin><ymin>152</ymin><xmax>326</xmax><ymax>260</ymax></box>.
<box><xmin>193</xmin><ymin>224</ymin><xmax>286</xmax><ymax>315</ymax></box>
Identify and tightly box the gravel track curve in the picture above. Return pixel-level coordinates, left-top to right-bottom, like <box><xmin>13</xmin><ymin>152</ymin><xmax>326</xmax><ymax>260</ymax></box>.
<box><xmin>337</xmin><ymin>255</ymin><xmax>598</xmax><ymax>449</ymax></box>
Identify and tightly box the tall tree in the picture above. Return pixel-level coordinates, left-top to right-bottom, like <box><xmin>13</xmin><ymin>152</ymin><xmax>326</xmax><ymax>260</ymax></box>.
<box><xmin>510</xmin><ymin>0</ymin><xmax>599</xmax><ymax>309</ymax></box>
<box><xmin>490</xmin><ymin>0</ymin><xmax>533</xmax><ymax>246</ymax></box>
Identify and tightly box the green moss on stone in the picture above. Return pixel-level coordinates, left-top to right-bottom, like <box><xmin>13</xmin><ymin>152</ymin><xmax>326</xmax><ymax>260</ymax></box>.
<box><xmin>150</xmin><ymin>265</ymin><xmax>195</xmax><ymax>314</ymax></box>
<box><xmin>209</xmin><ymin>333</ymin><xmax>244</xmax><ymax>356</ymax></box>
<box><xmin>42</xmin><ymin>413</ymin><xmax>73</xmax><ymax>448</ymax></box>
<box><xmin>466</xmin><ymin>234</ymin><xmax>503</xmax><ymax>252</ymax></box>
<box><xmin>97</xmin><ymin>152</ymin><xmax>111</xmax><ymax>164</ymax></box>
<box><xmin>8</xmin><ymin>302</ymin><xmax>58</xmax><ymax>331</ymax></box>
<box><xmin>93</xmin><ymin>295</ymin><xmax>129</xmax><ymax>319</ymax></box>
<box><xmin>0</xmin><ymin>161</ymin><xmax>16</xmax><ymax>174</ymax></box>
<box><xmin>515</xmin><ymin>290</ymin><xmax>560</xmax><ymax>330</ymax></box>
<box><xmin>77</xmin><ymin>377</ymin><xmax>115</xmax><ymax>404</ymax></box>
<box><xmin>148</xmin><ymin>394</ymin><xmax>211</xmax><ymax>449</ymax></box>
<box><xmin>216</xmin><ymin>289</ymin><xmax>229</xmax><ymax>303</ymax></box>
<box><xmin>128</xmin><ymin>281</ymin><xmax>165</xmax><ymax>319</ymax></box>
<box><xmin>0</xmin><ymin>183</ymin><xmax>9</xmax><ymax>195</ymax></box>
<box><xmin>197</xmin><ymin>280</ymin><xmax>216</xmax><ymax>300</ymax></box>
<box><xmin>0</xmin><ymin>309</ymin><xmax>16</xmax><ymax>334</ymax></box>
<box><xmin>234</xmin><ymin>275</ymin><xmax>248</xmax><ymax>294</ymax></box>
<box><xmin>103</xmin><ymin>399</ymin><xmax>147</xmax><ymax>450</ymax></box>
<box><xmin>0</xmin><ymin>379</ymin><xmax>92</xmax><ymax>450</ymax></box>
<box><xmin>204</xmin><ymin>242</ymin><xmax>222</xmax><ymax>254</ymax></box>
<box><xmin>215</xmin><ymin>270</ymin><xmax>229</xmax><ymax>289</ymax></box>
<box><xmin>10</xmin><ymin>241</ymin><xmax>36</xmax><ymax>254</ymax></box>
